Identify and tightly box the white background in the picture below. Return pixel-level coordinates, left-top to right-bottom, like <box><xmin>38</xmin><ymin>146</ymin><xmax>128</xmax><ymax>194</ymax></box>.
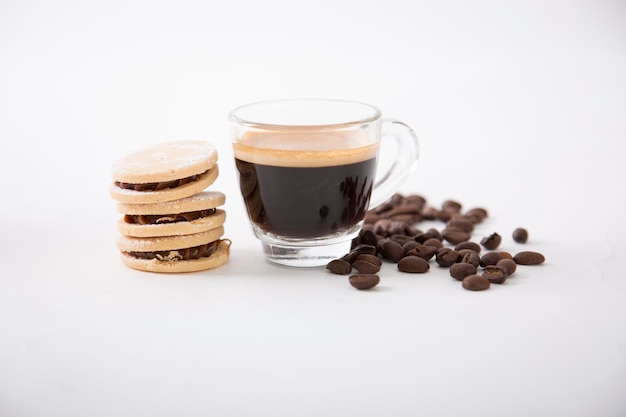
<box><xmin>1</xmin><ymin>0</ymin><xmax>625</xmax><ymax>416</ymax></box>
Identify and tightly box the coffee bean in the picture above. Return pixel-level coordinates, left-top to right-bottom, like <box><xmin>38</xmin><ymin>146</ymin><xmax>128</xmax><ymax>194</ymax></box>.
<box><xmin>446</xmin><ymin>218</ymin><xmax>474</xmax><ymax>233</ymax></box>
<box><xmin>496</xmin><ymin>258</ymin><xmax>517</xmax><ymax>275</ymax></box>
<box><xmin>421</xmin><ymin>206</ymin><xmax>440</xmax><ymax>220</ymax></box>
<box><xmin>398</xmin><ymin>256</ymin><xmax>430</xmax><ymax>273</ymax></box>
<box><xmin>414</xmin><ymin>230</ymin><xmax>439</xmax><ymax>244</ymax></box>
<box><xmin>513</xmin><ymin>228</ymin><xmax>529</xmax><ymax>243</ymax></box>
<box><xmin>442</xmin><ymin>229</ymin><xmax>471</xmax><ymax>244</ymax></box>
<box><xmin>326</xmin><ymin>259</ymin><xmax>352</xmax><ymax>275</ymax></box>
<box><xmin>479</xmin><ymin>252</ymin><xmax>503</xmax><ymax>267</ymax></box>
<box><xmin>359</xmin><ymin>228</ymin><xmax>380</xmax><ymax>246</ymax></box>
<box><xmin>379</xmin><ymin>239</ymin><xmax>405</xmax><ymax>263</ymax></box>
<box><xmin>390</xmin><ymin>234</ymin><xmax>414</xmax><ymax>245</ymax></box>
<box><xmin>349</xmin><ymin>274</ymin><xmax>380</xmax><ymax>290</ymax></box>
<box><xmin>514</xmin><ymin>251</ymin><xmax>545</xmax><ymax>265</ymax></box>
<box><xmin>442</xmin><ymin>199</ymin><xmax>462</xmax><ymax>213</ymax></box>
<box><xmin>450</xmin><ymin>263</ymin><xmax>477</xmax><ymax>281</ymax></box>
<box><xmin>455</xmin><ymin>241</ymin><xmax>481</xmax><ymax>253</ymax></box>
<box><xmin>402</xmin><ymin>240</ymin><xmax>421</xmax><ymax>255</ymax></box>
<box><xmin>465</xmin><ymin>207</ymin><xmax>488</xmax><ymax>223</ymax></box>
<box><xmin>405</xmin><ymin>244</ymin><xmax>437</xmax><ymax>261</ymax></box>
<box><xmin>423</xmin><ymin>237</ymin><xmax>444</xmax><ymax>249</ymax></box>
<box><xmin>457</xmin><ymin>249</ymin><xmax>480</xmax><ymax>268</ymax></box>
<box><xmin>480</xmin><ymin>232</ymin><xmax>502</xmax><ymax>250</ymax></box>
<box><xmin>482</xmin><ymin>265</ymin><xmax>508</xmax><ymax>284</ymax></box>
<box><xmin>436</xmin><ymin>248</ymin><xmax>459</xmax><ymax>267</ymax></box>
<box><xmin>356</xmin><ymin>253</ymin><xmax>382</xmax><ymax>266</ymax></box>
<box><xmin>353</xmin><ymin>258</ymin><xmax>381</xmax><ymax>274</ymax></box>
<box><xmin>342</xmin><ymin>244</ymin><xmax>377</xmax><ymax>263</ymax></box>
<box><xmin>462</xmin><ymin>275</ymin><xmax>491</xmax><ymax>291</ymax></box>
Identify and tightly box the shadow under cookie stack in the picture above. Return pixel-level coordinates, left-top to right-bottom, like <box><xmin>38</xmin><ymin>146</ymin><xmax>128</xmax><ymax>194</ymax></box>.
<box><xmin>109</xmin><ymin>140</ymin><xmax>231</xmax><ymax>273</ymax></box>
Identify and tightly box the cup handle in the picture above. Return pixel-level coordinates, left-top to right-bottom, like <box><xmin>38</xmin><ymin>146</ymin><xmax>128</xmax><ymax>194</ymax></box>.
<box><xmin>369</xmin><ymin>118</ymin><xmax>420</xmax><ymax>208</ymax></box>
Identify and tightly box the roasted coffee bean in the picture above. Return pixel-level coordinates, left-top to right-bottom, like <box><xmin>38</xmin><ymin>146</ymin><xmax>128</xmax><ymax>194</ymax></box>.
<box><xmin>482</xmin><ymin>265</ymin><xmax>508</xmax><ymax>284</ymax></box>
<box><xmin>388</xmin><ymin>221</ymin><xmax>411</xmax><ymax>236</ymax></box>
<box><xmin>442</xmin><ymin>200</ymin><xmax>462</xmax><ymax>213</ymax></box>
<box><xmin>379</xmin><ymin>239</ymin><xmax>405</xmax><ymax>263</ymax></box>
<box><xmin>349</xmin><ymin>274</ymin><xmax>380</xmax><ymax>290</ymax></box>
<box><xmin>450</xmin><ymin>263</ymin><xmax>477</xmax><ymax>281</ymax></box>
<box><xmin>414</xmin><ymin>230</ymin><xmax>439</xmax><ymax>244</ymax></box>
<box><xmin>465</xmin><ymin>207</ymin><xmax>488</xmax><ymax>223</ymax></box>
<box><xmin>462</xmin><ymin>274</ymin><xmax>491</xmax><ymax>291</ymax></box>
<box><xmin>356</xmin><ymin>253</ymin><xmax>382</xmax><ymax>266</ymax></box>
<box><xmin>421</xmin><ymin>206</ymin><xmax>440</xmax><ymax>220</ymax></box>
<box><xmin>359</xmin><ymin>228</ymin><xmax>380</xmax><ymax>246</ymax></box>
<box><xmin>497</xmin><ymin>258</ymin><xmax>517</xmax><ymax>275</ymax></box>
<box><xmin>402</xmin><ymin>241</ymin><xmax>421</xmax><ymax>254</ymax></box>
<box><xmin>406</xmin><ymin>244</ymin><xmax>437</xmax><ymax>261</ymax></box>
<box><xmin>457</xmin><ymin>249</ymin><xmax>480</xmax><ymax>267</ymax></box>
<box><xmin>364</xmin><ymin>212</ymin><xmax>381</xmax><ymax>223</ymax></box>
<box><xmin>514</xmin><ymin>251</ymin><xmax>545</xmax><ymax>265</ymax></box>
<box><xmin>390</xmin><ymin>234</ymin><xmax>414</xmax><ymax>245</ymax></box>
<box><xmin>498</xmin><ymin>251</ymin><xmax>513</xmax><ymax>260</ymax></box>
<box><xmin>446</xmin><ymin>218</ymin><xmax>474</xmax><ymax>233</ymax></box>
<box><xmin>326</xmin><ymin>259</ymin><xmax>352</xmax><ymax>275</ymax></box>
<box><xmin>398</xmin><ymin>256</ymin><xmax>430</xmax><ymax>273</ymax></box>
<box><xmin>423</xmin><ymin>238</ymin><xmax>443</xmax><ymax>249</ymax></box>
<box><xmin>342</xmin><ymin>244</ymin><xmax>377</xmax><ymax>263</ymax></box>
<box><xmin>480</xmin><ymin>232</ymin><xmax>502</xmax><ymax>250</ymax></box>
<box><xmin>353</xmin><ymin>258</ymin><xmax>381</xmax><ymax>274</ymax></box>
<box><xmin>426</xmin><ymin>228</ymin><xmax>443</xmax><ymax>241</ymax></box>
<box><xmin>436</xmin><ymin>248</ymin><xmax>459</xmax><ymax>267</ymax></box>
<box><xmin>513</xmin><ymin>228</ymin><xmax>529</xmax><ymax>243</ymax></box>
<box><xmin>455</xmin><ymin>241</ymin><xmax>481</xmax><ymax>253</ymax></box>
<box><xmin>373</xmin><ymin>219</ymin><xmax>392</xmax><ymax>236</ymax></box>
<box><xmin>479</xmin><ymin>251</ymin><xmax>503</xmax><ymax>267</ymax></box>
<box><xmin>442</xmin><ymin>229</ymin><xmax>471</xmax><ymax>244</ymax></box>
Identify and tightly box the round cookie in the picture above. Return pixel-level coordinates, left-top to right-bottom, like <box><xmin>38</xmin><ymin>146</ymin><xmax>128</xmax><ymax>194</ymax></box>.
<box><xmin>110</xmin><ymin>140</ymin><xmax>219</xmax><ymax>204</ymax></box>
<box><xmin>116</xmin><ymin>191</ymin><xmax>226</xmax><ymax>238</ymax></box>
<box><xmin>116</xmin><ymin>227</ymin><xmax>230</xmax><ymax>273</ymax></box>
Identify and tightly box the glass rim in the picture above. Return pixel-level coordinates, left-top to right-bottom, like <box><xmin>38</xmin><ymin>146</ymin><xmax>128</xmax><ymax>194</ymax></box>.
<box><xmin>228</xmin><ymin>98</ymin><xmax>382</xmax><ymax>129</ymax></box>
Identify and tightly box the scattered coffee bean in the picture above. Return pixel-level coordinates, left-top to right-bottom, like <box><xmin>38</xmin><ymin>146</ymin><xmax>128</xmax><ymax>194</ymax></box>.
<box><xmin>435</xmin><ymin>248</ymin><xmax>459</xmax><ymax>267</ymax></box>
<box><xmin>349</xmin><ymin>274</ymin><xmax>380</xmax><ymax>290</ymax></box>
<box><xmin>398</xmin><ymin>256</ymin><xmax>430</xmax><ymax>273</ymax></box>
<box><xmin>514</xmin><ymin>251</ymin><xmax>545</xmax><ymax>265</ymax></box>
<box><xmin>442</xmin><ymin>199</ymin><xmax>462</xmax><ymax>213</ymax></box>
<box><xmin>326</xmin><ymin>259</ymin><xmax>352</xmax><ymax>275</ymax></box>
<box><xmin>479</xmin><ymin>251</ymin><xmax>503</xmax><ymax>267</ymax></box>
<box><xmin>462</xmin><ymin>274</ymin><xmax>491</xmax><ymax>291</ymax></box>
<box><xmin>442</xmin><ymin>229</ymin><xmax>471</xmax><ymax>244</ymax></box>
<box><xmin>482</xmin><ymin>265</ymin><xmax>508</xmax><ymax>284</ymax></box>
<box><xmin>480</xmin><ymin>232</ymin><xmax>502</xmax><ymax>250</ymax></box>
<box><xmin>457</xmin><ymin>249</ymin><xmax>480</xmax><ymax>268</ymax></box>
<box><xmin>405</xmin><ymin>244</ymin><xmax>437</xmax><ymax>261</ymax></box>
<box><xmin>423</xmin><ymin>237</ymin><xmax>444</xmax><ymax>249</ymax></box>
<box><xmin>446</xmin><ymin>218</ymin><xmax>474</xmax><ymax>233</ymax></box>
<box><xmin>465</xmin><ymin>207</ymin><xmax>488</xmax><ymax>223</ymax></box>
<box><xmin>450</xmin><ymin>263</ymin><xmax>477</xmax><ymax>281</ymax></box>
<box><xmin>379</xmin><ymin>239</ymin><xmax>405</xmax><ymax>263</ymax></box>
<box><xmin>342</xmin><ymin>244</ymin><xmax>377</xmax><ymax>263</ymax></box>
<box><xmin>497</xmin><ymin>258</ymin><xmax>517</xmax><ymax>275</ymax></box>
<box><xmin>513</xmin><ymin>228</ymin><xmax>529</xmax><ymax>243</ymax></box>
<box><xmin>498</xmin><ymin>251</ymin><xmax>513</xmax><ymax>260</ymax></box>
<box><xmin>353</xmin><ymin>257</ymin><xmax>381</xmax><ymax>274</ymax></box>
<box><xmin>455</xmin><ymin>241</ymin><xmax>481</xmax><ymax>253</ymax></box>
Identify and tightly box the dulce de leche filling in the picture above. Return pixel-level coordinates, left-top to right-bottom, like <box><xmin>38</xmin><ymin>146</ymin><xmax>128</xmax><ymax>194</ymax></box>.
<box><xmin>126</xmin><ymin>239</ymin><xmax>222</xmax><ymax>261</ymax></box>
<box><xmin>115</xmin><ymin>170</ymin><xmax>208</xmax><ymax>192</ymax></box>
<box><xmin>124</xmin><ymin>208</ymin><xmax>217</xmax><ymax>225</ymax></box>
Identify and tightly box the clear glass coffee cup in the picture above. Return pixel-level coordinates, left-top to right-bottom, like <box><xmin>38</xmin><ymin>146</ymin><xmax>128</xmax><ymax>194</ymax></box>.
<box><xmin>229</xmin><ymin>99</ymin><xmax>419</xmax><ymax>267</ymax></box>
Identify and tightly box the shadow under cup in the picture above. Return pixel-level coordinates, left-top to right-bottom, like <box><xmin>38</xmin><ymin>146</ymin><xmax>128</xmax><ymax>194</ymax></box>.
<box><xmin>230</xmin><ymin>100</ymin><xmax>383</xmax><ymax>267</ymax></box>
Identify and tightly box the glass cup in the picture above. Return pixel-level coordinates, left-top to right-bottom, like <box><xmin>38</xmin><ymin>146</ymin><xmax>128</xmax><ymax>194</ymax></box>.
<box><xmin>229</xmin><ymin>99</ymin><xmax>419</xmax><ymax>267</ymax></box>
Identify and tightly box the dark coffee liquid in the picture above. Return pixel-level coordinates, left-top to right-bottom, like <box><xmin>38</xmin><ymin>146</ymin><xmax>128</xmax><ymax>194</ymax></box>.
<box><xmin>235</xmin><ymin>157</ymin><xmax>377</xmax><ymax>238</ymax></box>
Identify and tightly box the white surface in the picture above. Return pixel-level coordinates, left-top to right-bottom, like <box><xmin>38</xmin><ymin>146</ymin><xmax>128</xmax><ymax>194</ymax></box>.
<box><xmin>1</xmin><ymin>1</ymin><xmax>626</xmax><ymax>416</ymax></box>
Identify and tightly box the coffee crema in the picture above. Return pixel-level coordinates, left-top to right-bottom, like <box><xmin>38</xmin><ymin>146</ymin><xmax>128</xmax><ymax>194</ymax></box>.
<box><xmin>233</xmin><ymin>130</ymin><xmax>379</xmax><ymax>239</ymax></box>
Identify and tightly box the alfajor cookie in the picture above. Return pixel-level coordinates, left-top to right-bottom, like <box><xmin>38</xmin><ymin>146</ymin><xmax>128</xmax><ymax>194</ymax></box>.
<box><xmin>116</xmin><ymin>191</ymin><xmax>226</xmax><ymax>238</ymax></box>
<box><xmin>110</xmin><ymin>140</ymin><xmax>219</xmax><ymax>204</ymax></box>
<box><xmin>116</xmin><ymin>226</ymin><xmax>231</xmax><ymax>273</ymax></box>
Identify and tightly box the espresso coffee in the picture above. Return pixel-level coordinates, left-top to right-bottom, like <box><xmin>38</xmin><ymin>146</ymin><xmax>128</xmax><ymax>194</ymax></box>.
<box><xmin>233</xmin><ymin>130</ymin><xmax>378</xmax><ymax>239</ymax></box>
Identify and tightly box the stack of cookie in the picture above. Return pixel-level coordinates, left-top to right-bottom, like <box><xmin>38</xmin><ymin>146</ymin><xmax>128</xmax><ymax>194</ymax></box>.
<box><xmin>109</xmin><ymin>140</ymin><xmax>231</xmax><ymax>273</ymax></box>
